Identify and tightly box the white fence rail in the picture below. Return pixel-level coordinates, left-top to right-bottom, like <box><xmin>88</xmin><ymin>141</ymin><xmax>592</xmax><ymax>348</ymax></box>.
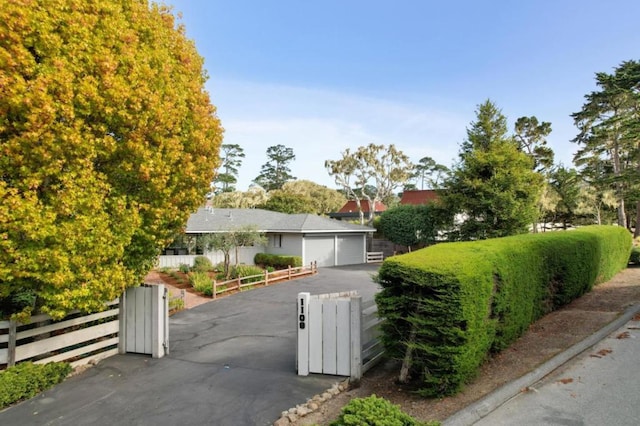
<box><xmin>297</xmin><ymin>291</ymin><xmax>384</xmax><ymax>382</ymax></box>
<box><xmin>0</xmin><ymin>301</ymin><xmax>120</xmax><ymax>369</ymax></box>
<box><xmin>366</xmin><ymin>251</ymin><xmax>384</xmax><ymax>263</ymax></box>
<box><xmin>1</xmin><ymin>285</ymin><xmax>168</xmax><ymax>370</ymax></box>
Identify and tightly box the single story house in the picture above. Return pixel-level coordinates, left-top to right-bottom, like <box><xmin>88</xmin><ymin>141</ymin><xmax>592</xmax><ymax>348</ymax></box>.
<box><xmin>159</xmin><ymin>207</ymin><xmax>375</xmax><ymax>268</ymax></box>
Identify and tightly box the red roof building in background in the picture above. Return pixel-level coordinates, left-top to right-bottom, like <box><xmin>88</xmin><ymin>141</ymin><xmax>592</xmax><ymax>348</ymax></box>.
<box><xmin>329</xmin><ymin>199</ymin><xmax>387</xmax><ymax>220</ymax></box>
<box><xmin>398</xmin><ymin>190</ymin><xmax>439</xmax><ymax>205</ymax></box>
<box><xmin>330</xmin><ymin>190</ymin><xmax>441</xmax><ymax>221</ymax></box>
<box><xmin>336</xmin><ymin>200</ymin><xmax>387</xmax><ymax>214</ymax></box>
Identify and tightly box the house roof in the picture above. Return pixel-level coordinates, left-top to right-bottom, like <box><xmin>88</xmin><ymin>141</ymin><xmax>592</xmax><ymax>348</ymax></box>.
<box><xmin>336</xmin><ymin>200</ymin><xmax>387</xmax><ymax>213</ymax></box>
<box><xmin>185</xmin><ymin>207</ymin><xmax>374</xmax><ymax>234</ymax></box>
<box><xmin>399</xmin><ymin>190</ymin><xmax>440</xmax><ymax>205</ymax></box>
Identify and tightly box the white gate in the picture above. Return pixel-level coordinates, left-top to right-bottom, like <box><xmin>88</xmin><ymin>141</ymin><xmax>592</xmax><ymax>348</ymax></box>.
<box><xmin>119</xmin><ymin>284</ymin><xmax>169</xmax><ymax>358</ymax></box>
<box><xmin>297</xmin><ymin>291</ymin><xmax>384</xmax><ymax>381</ymax></box>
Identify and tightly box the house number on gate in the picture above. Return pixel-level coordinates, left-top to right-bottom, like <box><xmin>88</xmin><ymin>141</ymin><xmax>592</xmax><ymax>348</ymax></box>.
<box><xmin>299</xmin><ymin>298</ymin><xmax>305</xmax><ymax>329</ymax></box>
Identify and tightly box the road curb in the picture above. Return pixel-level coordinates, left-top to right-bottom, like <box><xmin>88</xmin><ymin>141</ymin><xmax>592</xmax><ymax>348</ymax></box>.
<box><xmin>443</xmin><ymin>303</ymin><xmax>640</xmax><ymax>426</ymax></box>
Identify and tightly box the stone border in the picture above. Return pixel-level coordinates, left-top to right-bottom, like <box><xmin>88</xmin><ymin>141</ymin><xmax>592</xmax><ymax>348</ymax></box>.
<box><xmin>274</xmin><ymin>379</ymin><xmax>350</xmax><ymax>425</ymax></box>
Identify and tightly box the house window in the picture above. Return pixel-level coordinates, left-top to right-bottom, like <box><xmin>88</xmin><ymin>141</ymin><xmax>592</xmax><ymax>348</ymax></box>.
<box><xmin>271</xmin><ymin>234</ymin><xmax>282</xmax><ymax>248</ymax></box>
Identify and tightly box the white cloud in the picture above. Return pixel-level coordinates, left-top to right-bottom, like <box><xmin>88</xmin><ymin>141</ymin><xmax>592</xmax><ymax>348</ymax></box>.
<box><xmin>207</xmin><ymin>79</ymin><xmax>470</xmax><ymax>190</ymax></box>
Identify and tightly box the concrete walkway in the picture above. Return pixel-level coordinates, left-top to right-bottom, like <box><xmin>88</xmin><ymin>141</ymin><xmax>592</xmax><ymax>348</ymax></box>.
<box><xmin>0</xmin><ymin>265</ymin><xmax>381</xmax><ymax>426</ymax></box>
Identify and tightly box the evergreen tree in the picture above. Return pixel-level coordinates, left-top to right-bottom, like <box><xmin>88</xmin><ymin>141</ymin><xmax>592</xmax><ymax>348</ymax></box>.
<box><xmin>254</xmin><ymin>144</ymin><xmax>296</xmax><ymax>191</ymax></box>
<box><xmin>443</xmin><ymin>100</ymin><xmax>543</xmax><ymax>240</ymax></box>
<box><xmin>214</xmin><ymin>144</ymin><xmax>245</xmax><ymax>193</ymax></box>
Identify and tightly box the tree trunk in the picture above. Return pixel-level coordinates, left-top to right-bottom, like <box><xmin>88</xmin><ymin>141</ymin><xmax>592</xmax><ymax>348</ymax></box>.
<box><xmin>635</xmin><ymin>200</ymin><xmax>640</xmax><ymax>238</ymax></box>
<box><xmin>398</xmin><ymin>325</ymin><xmax>417</xmax><ymax>384</ymax></box>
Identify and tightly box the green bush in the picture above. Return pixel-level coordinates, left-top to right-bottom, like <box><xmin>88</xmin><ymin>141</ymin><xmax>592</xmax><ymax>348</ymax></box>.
<box><xmin>178</xmin><ymin>263</ymin><xmax>191</xmax><ymax>273</ymax></box>
<box><xmin>189</xmin><ymin>271</ymin><xmax>212</xmax><ymax>296</ymax></box>
<box><xmin>0</xmin><ymin>362</ymin><xmax>71</xmax><ymax>409</ymax></box>
<box><xmin>330</xmin><ymin>395</ymin><xmax>438</xmax><ymax>426</ymax></box>
<box><xmin>629</xmin><ymin>246</ymin><xmax>640</xmax><ymax>265</ymax></box>
<box><xmin>254</xmin><ymin>253</ymin><xmax>302</xmax><ymax>269</ymax></box>
<box><xmin>192</xmin><ymin>256</ymin><xmax>213</xmax><ymax>273</ymax></box>
<box><xmin>376</xmin><ymin>225</ymin><xmax>631</xmax><ymax>397</ymax></box>
<box><xmin>231</xmin><ymin>265</ymin><xmax>265</xmax><ymax>283</ymax></box>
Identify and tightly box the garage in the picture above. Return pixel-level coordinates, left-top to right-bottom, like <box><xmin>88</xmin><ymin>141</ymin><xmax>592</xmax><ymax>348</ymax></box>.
<box><xmin>336</xmin><ymin>234</ymin><xmax>365</xmax><ymax>266</ymax></box>
<box><xmin>304</xmin><ymin>236</ymin><xmax>336</xmax><ymax>267</ymax></box>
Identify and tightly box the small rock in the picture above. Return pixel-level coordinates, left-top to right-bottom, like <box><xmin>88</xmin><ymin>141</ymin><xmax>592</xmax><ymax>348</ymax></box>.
<box><xmin>322</xmin><ymin>392</ymin><xmax>332</xmax><ymax>400</ymax></box>
<box><xmin>312</xmin><ymin>394</ymin><xmax>323</xmax><ymax>403</ymax></box>
<box><xmin>288</xmin><ymin>407</ymin><xmax>297</xmax><ymax>415</ymax></box>
<box><xmin>297</xmin><ymin>406</ymin><xmax>311</xmax><ymax>417</ymax></box>
<box><xmin>328</xmin><ymin>387</ymin><xmax>340</xmax><ymax>396</ymax></box>
<box><xmin>308</xmin><ymin>402</ymin><xmax>319</xmax><ymax>411</ymax></box>
<box><xmin>287</xmin><ymin>413</ymin><xmax>298</xmax><ymax>422</ymax></box>
<box><xmin>274</xmin><ymin>417</ymin><xmax>290</xmax><ymax>426</ymax></box>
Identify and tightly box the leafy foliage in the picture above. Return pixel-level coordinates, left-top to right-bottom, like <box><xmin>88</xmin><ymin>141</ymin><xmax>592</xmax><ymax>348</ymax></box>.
<box><xmin>442</xmin><ymin>100</ymin><xmax>543</xmax><ymax>240</ymax></box>
<box><xmin>514</xmin><ymin>116</ymin><xmax>554</xmax><ymax>173</ymax></box>
<box><xmin>254</xmin><ymin>144</ymin><xmax>296</xmax><ymax>191</ymax></box>
<box><xmin>377</xmin><ymin>204</ymin><xmax>449</xmax><ymax>250</ymax></box>
<box><xmin>189</xmin><ymin>272</ymin><xmax>212</xmax><ymax>296</ymax></box>
<box><xmin>376</xmin><ymin>226</ymin><xmax>631</xmax><ymax>396</ymax></box>
<box><xmin>258</xmin><ymin>191</ymin><xmax>315</xmax><ymax>214</ymax></box>
<box><xmin>0</xmin><ymin>362</ymin><xmax>71</xmax><ymax>409</ymax></box>
<box><xmin>330</xmin><ymin>394</ymin><xmax>437</xmax><ymax>426</ymax></box>
<box><xmin>0</xmin><ymin>1</ymin><xmax>222</xmax><ymax>319</ymax></box>
<box><xmin>214</xmin><ymin>144</ymin><xmax>245</xmax><ymax>193</ymax></box>
<box><xmin>572</xmin><ymin>60</ymin><xmax>640</xmax><ymax>234</ymax></box>
<box><xmin>192</xmin><ymin>256</ymin><xmax>213</xmax><ymax>273</ymax></box>
<box><xmin>212</xmin><ymin>186</ymin><xmax>269</xmax><ymax>208</ymax></box>
<box><xmin>411</xmin><ymin>156</ymin><xmax>450</xmax><ymax>190</ymax></box>
<box><xmin>254</xmin><ymin>253</ymin><xmax>302</xmax><ymax>268</ymax></box>
<box><xmin>326</xmin><ymin>144</ymin><xmax>413</xmax><ymax>224</ymax></box>
<box><xmin>199</xmin><ymin>226</ymin><xmax>266</xmax><ymax>278</ymax></box>
<box><xmin>280</xmin><ymin>180</ymin><xmax>347</xmax><ymax>215</ymax></box>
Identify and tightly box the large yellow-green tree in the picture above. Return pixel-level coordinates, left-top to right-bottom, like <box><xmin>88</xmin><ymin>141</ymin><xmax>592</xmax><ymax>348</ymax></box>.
<box><xmin>0</xmin><ymin>0</ymin><xmax>223</xmax><ymax>319</ymax></box>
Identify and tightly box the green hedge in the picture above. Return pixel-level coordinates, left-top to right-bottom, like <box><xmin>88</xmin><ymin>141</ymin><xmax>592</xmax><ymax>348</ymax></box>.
<box><xmin>0</xmin><ymin>362</ymin><xmax>71</xmax><ymax>409</ymax></box>
<box><xmin>254</xmin><ymin>253</ymin><xmax>302</xmax><ymax>269</ymax></box>
<box><xmin>376</xmin><ymin>225</ymin><xmax>631</xmax><ymax>396</ymax></box>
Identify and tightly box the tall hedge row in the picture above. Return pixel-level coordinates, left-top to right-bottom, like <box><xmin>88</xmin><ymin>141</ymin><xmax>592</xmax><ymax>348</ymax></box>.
<box><xmin>375</xmin><ymin>226</ymin><xmax>631</xmax><ymax>396</ymax></box>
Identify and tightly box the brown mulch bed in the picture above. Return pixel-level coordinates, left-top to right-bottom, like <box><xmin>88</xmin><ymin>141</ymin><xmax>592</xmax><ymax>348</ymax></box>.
<box><xmin>295</xmin><ymin>266</ymin><xmax>640</xmax><ymax>425</ymax></box>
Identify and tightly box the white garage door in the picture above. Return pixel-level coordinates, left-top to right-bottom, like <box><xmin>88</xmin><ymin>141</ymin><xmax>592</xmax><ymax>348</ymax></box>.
<box><xmin>304</xmin><ymin>236</ymin><xmax>335</xmax><ymax>267</ymax></box>
<box><xmin>337</xmin><ymin>235</ymin><xmax>364</xmax><ymax>266</ymax></box>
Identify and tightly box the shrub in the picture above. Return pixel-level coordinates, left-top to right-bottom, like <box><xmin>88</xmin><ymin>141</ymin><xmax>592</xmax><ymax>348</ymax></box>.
<box><xmin>330</xmin><ymin>395</ymin><xmax>438</xmax><ymax>426</ymax></box>
<box><xmin>189</xmin><ymin>272</ymin><xmax>212</xmax><ymax>296</ymax></box>
<box><xmin>630</xmin><ymin>247</ymin><xmax>640</xmax><ymax>265</ymax></box>
<box><xmin>0</xmin><ymin>362</ymin><xmax>71</xmax><ymax>409</ymax></box>
<box><xmin>192</xmin><ymin>256</ymin><xmax>213</xmax><ymax>273</ymax></box>
<box><xmin>231</xmin><ymin>265</ymin><xmax>265</xmax><ymax>283</ymax></box>
<box><xmin>376</xmin><ymin>225</ymin><xmax>631</xmax><ymax>396</ymax></box>
<box><xmin>254</xmin><ymin>253</ymin><xmax>302</xmax><ymax>269</ymax></box>
<box><xmin>178</xmin><ymin>263</ymin><xmax>191</xmax><ymax>273</ymax></box>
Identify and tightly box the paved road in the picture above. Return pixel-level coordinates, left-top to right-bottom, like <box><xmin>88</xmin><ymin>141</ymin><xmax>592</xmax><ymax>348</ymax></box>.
<box><xmin>0</xmin><ymin>265</ymin><xmax>381</xmax><ymax>426</ymax></box>
<box><xmin>474</xmin><ymin>316</ymin><xmax>640</xmax><ymax>426</ymax></box>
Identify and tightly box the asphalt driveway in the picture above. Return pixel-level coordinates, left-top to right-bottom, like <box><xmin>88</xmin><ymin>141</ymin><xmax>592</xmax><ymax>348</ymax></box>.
<box><xmin>0</xmin><ymin>265</ymin><xmax>381</xmax><ymax>426</ymax></box>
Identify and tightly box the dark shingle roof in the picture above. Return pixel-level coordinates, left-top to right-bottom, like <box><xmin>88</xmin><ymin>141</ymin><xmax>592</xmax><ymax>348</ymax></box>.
<box><xmin>186</xmin><ymin>207</ymin><xmax>374</xmax><ymax>234</ymax></box>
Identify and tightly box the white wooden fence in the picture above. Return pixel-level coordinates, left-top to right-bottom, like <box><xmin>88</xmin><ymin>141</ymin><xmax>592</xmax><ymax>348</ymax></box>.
<box><xmin>366</xmin><ymin>251</ymin><xmax>384</xmax><ymax>263</ymax></box>
<box><xmin>1</xmin><ymin>285</ymin><xmax>168</xmax><ymax>370</ymax></box>
<box><xmin>297</xmin><ymin>291</ymin><xmax>384</xmax><ymax>382</ymax></box>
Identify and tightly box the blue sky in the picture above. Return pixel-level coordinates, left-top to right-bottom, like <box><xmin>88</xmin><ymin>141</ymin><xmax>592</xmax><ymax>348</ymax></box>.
<box><xmin>167</xmin><ymin>0</ymin><xmax>640</xmax><ymax>191</ymax></box>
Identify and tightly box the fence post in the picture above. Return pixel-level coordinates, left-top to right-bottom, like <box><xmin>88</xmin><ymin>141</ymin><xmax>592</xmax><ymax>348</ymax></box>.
<box><xmin>237</xmin><ymin>276</ymin><xmax>241</xmax><ymax>291</ymax></box>
<box><xmin>264</xmin><ymin>269</ymin><xmax>269</xmax><ymax>286</ymax></box>
<box><xmin>288</xmin><ymin>265</ymin><xmax>292</xmax><ymax>280</ymax></box>
<box><xmin>212</xmin><ymin>280</ymin><xmax>217</xmax><ymax>299</ymax></box>
<box><xmin>350</xmin><ymin>295</ymin><xmax>362</xmax><ymax>384</ymax></box>
<box><xmin>8</xmin><ymin>319</ymin><xmax>17</xmax><ymax>367</ymax></box>
<box><xmin>118</xmin><ymin>291</ymin><xmax>127</xmax><ymax>354</ymax></box>
<box><xmin>297</xmin><ymin>292</ymin><xmax>310</xmax><ymax>376</ymax></box>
